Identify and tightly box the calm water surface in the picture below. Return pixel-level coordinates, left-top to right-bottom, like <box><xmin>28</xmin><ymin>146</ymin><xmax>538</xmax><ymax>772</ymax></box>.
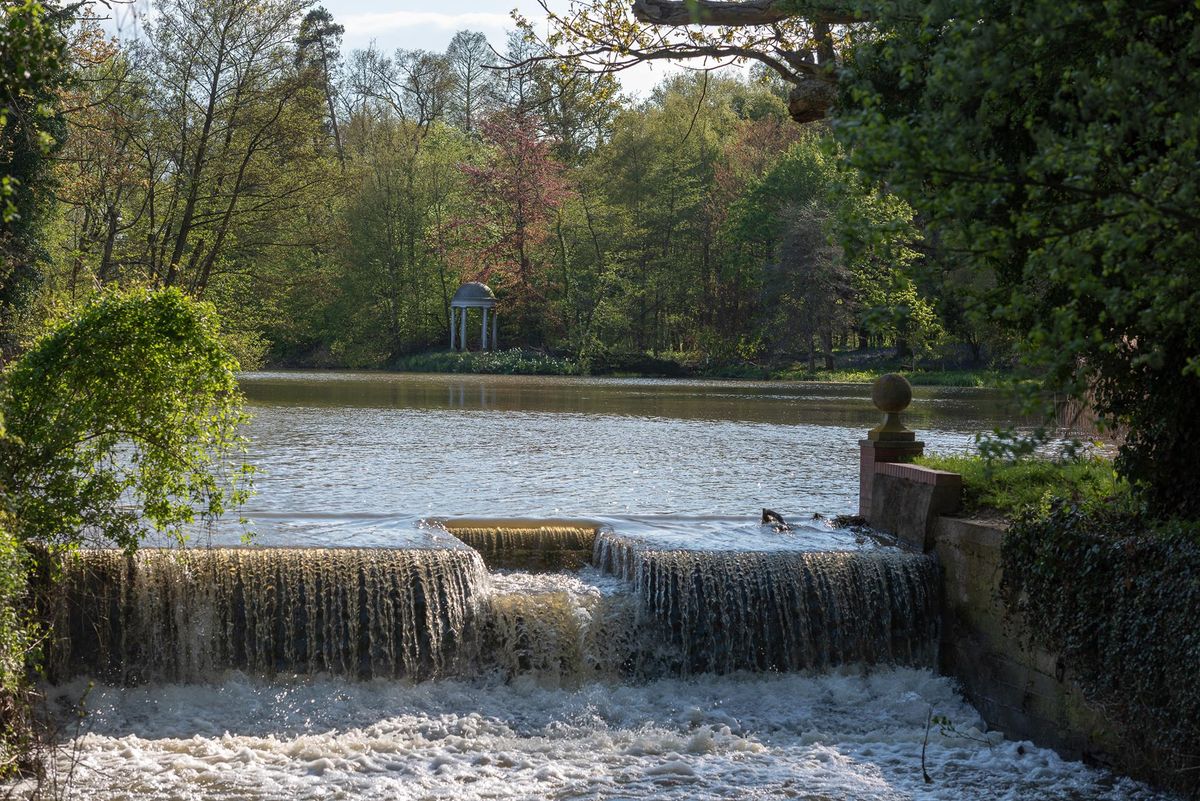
<box><xmin>214</xmin><ymin>371</ymin><xmax>1020</xmax><ymax>547</ymax></box>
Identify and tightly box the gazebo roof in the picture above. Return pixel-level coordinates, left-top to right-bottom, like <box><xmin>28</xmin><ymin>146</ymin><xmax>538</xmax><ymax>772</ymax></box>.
<box><xmin>451</xmin><ymin>281</ymin><xmax>496</xmax><ymax>307</ymax></box>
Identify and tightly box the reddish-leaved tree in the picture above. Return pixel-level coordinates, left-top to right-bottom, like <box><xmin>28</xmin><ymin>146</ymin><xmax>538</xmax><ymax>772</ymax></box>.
<box><xmin>456</xmin><ymin>112</ymin><xmax>573</xmax><ymax>342</ymax></box>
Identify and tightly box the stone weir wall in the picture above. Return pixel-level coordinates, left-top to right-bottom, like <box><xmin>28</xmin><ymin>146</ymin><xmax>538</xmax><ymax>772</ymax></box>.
<box><xmin>867</xmin><ymin>463</ymin><xmax>1153</xmax><ymax>785</ymax></box>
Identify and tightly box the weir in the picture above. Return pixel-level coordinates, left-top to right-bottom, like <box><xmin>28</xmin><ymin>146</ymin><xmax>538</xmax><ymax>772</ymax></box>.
<box><xmin>438</xmin><ymin>518</ymin><xmax>600</xmax><ymax>571</ymax></box>
<box><xmin>45</xmin><ymin>546</ymin><xmax>488</xmax><ymax>683</ymax></box>
<box><xmin>45</xmin><ymin>519</ymin><xmax>941</xmax><ymax>684</ymax></box>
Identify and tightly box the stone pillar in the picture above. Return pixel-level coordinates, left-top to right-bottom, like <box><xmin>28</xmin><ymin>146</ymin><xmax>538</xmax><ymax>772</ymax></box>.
<box><xmin>449</xmin><ymin>307</ymin><xmax>457</xmax><ymax>351</ymax></box>
<box><xmin>481</xmin><ymin>308</ymin><xmax>490</xmax><ymax>350</ymax></box>
<box><xmin>859</xmin><ymin>373</ymin><xmax>924</xmax><ymax>519</ymax></box>
<box><xmin>492</xmin><ymin>312</ymin><xmax>498</xmax><ymax>350</ymax></box>
<box><xmin>459</xmin><ymin>307</ymin><xmax>468</xmax><ymax>352</ymax></box>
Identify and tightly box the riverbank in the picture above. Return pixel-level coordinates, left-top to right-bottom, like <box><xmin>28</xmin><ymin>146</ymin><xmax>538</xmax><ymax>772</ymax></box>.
<box><xmin>377</xmin><ymin>348</ymin><xmax>1010</xmax><ymax>387</ymax></box>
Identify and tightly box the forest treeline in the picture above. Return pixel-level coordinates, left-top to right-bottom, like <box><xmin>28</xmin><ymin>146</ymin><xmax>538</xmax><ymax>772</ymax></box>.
<box><xmin>5</xmin><ymin>0</ymin><xmax>989</xmax><ymax>371</ymax></box>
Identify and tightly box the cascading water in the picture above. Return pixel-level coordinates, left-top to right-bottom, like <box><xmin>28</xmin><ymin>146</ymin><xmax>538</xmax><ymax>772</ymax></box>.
<box><xmin>45</xmin><ymin>546</ymin><xmax>488</xmax><ymax>683</ymax></box>
<box><xmin>45</xmin><ymin>520</ymin><xmax>939</xmax><ymax>684</ymax></box>
<box><xmin>480</xmin><ymin>569</ymin><xmax>643</xmax><ymax>682</ymax></box>
<box><xmin>594</xmin><ymin>530</ymin><xmax>940</xmax><ymax>673</ymax></box>
<box><xmin>440</xmin><ymin>520</ymin><xmax>599</xmax><ymax>571</ymax></box>
<box><xmin>31</xmin><ymin>518</ymin><xmax>1172</xmax><ymax>801</ymax></box>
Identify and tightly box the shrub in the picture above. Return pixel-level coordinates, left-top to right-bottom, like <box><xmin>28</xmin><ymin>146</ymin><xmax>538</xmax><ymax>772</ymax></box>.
<box><xmin>0</xmin><ymin>288</ymin><xmax>251</xmax><ymax>550</ymax></box>
<box><xmin>392</xmin><ymin>348</ymin><xmax>582</xmax><ymax>376</ymax></box>
<box><xmin>0</xmin><ymin>517</ymin><xmax>35</xmax><ymax>777</ymax></box>
<box><xmin>0</xmin><ymin>288</ymin><xmax>252</xmax><ymax>775</ymax></box>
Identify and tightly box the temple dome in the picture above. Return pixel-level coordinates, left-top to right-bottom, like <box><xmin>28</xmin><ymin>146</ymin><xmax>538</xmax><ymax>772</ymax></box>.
<box><xmin>451</xmin><ymin>282</ymin><xmax>496</xmax><ymax>305</ymax></box>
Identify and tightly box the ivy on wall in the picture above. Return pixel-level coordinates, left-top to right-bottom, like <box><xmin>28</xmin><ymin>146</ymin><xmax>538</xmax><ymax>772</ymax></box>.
<box><xmin>1001</xmin><ymin>499</ymin><xmax>1200</xmax><ymax>793</ymax></box>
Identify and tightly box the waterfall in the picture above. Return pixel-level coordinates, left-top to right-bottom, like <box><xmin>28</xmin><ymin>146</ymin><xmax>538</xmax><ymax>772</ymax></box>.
<box><xmin>440</xmin><ymin>519</ymin><xmax>599</xmax><ymax>571</ymax></box>
<box><xmin>45</xmin><ymin>547</ymin><xmax>488</xmax><ymax>683</ymax></box>
<box><xmin>45</xmin><ymin>522</ymin><xmax>940</xmax><ymax>684</ymax></box>
<box><xmin>594</xmin><ymin>530</ymin><xmax>940</xmax><ymax>674</ymax></box>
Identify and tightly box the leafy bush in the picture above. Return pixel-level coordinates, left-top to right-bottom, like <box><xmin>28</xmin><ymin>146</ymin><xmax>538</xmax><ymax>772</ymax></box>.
<box><xmin>915</xmin><ymin>454</ymin><xmax>1124</xmax><ymax>518</ymax></box>
<box><xmin>1002</xmin><ymin>501</ymin><xmax>1200</xmax><ymax>792</ymax></box>
<box><xmin>0</xmin><ymin>288</ymin><xmax>251</xmax><ymax>550</ymax></box>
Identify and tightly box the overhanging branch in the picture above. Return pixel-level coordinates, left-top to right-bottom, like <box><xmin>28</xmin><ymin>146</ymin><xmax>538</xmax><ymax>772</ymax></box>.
<box><xmin>631</xmin><ymin>0</ymin><xmax>862</xmax><ymax>26</ymax></box>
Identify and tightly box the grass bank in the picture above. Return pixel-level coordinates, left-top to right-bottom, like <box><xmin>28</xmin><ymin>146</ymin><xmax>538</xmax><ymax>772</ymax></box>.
<box><xmin>391</xmin><ymin>349</ymin><xmax>583</xmax><ymax>376</ymax></box>
<box><xmin>768</xmin><ymin>366</ymin><xmax>1005</xmax><ymax>387</ymax></box>
<box><xmin>389</xmin><ymin>348</ymin><xmax>1009</xmax><ymax>387</ymax></box>
<box><xmin>914</xmin><ymin>453</ymin><xmax>1125</xmax><ymax>518</ymax></box>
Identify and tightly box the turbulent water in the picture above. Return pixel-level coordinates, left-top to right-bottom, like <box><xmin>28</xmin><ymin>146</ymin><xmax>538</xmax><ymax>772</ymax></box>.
<box><xmin>18</xmin><ymin>375</ymin><xmax>1175</xmax><ymax>800</ymax></box>
<box><xmin>39</xmin><ymin>670</ymin><xmax>1162</xmax><ymax>801</ymax></box>
<box><xmin>34</xmin><ymin>526</ymin><xmax>1174</xmax><ymax>800</ymax></box>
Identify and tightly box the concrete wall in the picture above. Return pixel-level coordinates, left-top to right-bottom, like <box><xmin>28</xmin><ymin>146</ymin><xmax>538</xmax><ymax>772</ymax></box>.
<box><xmin>932</xmin><ymin>516</ymin><xmax>1136</xmax><ymax>775</ymax></box>
<box><xmin>868</xmin><ymin>468</ymin><xmax>1147</xmax><ymax>781</ymax></box>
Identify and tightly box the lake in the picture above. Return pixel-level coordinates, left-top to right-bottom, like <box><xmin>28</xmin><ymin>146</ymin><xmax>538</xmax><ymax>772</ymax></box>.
<box><xmin>206</xmin><ymin>371</ymin><xmax>1013</xmax><ymax>546</ymax></box>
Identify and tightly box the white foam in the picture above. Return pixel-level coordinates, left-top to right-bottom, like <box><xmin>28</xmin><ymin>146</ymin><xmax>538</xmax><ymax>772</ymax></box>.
<box><xmin>36</xmin><ymin>669</ymin><xmax>1167</xmax><ymax>801</ymax></box>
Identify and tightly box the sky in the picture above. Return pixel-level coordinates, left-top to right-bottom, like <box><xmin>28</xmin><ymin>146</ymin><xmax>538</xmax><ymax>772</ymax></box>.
<box><xmin>104</xmin><ymin>0</ymin><xmax>692</xmax><ymax>98</ymax></box>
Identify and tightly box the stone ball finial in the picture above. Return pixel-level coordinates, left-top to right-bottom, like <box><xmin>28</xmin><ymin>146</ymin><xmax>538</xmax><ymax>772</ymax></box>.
<box><xmin>872</xmin><ymin>373</ymin><xmax>913</xmax><ymax>414</ymax></box>
<box><xmin>868</xmin><ymin>373</ymin><xmax>915</xmax><ymax>442</ymax></box>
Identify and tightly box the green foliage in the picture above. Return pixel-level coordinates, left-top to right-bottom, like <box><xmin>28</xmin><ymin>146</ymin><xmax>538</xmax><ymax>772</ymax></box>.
<box><xmin>28</xmin><ymin>5</ymin><xmax>1013</xmax><ymax>381</ymax></box>
<box><xmin>1002</xmin><ymin>500</ymin><xmax>1200</xmax><ymax>792</ymax></box>
<box><xmin>0</xmin><ymin>288</ymin><xmax>252</xmax><ymax>775</ymax></box>
<box><xmin>915</xmin><ymin>453</ymin><xmax>1124</xmax><ymax>518</ymax></box>
<box><xmin>0</xmin><ymin>0</ymin><xmax>65</xmax><ymax>223</ymax></box>
<box><xmin>837</xmin><ymin>0</ymin><xmax>1200</xmax><ymax>517</ymax></box>
<box><xmin>392</xmin><ymin>348</ymin><xmax>582</xmax><ymax>376</ymax></box>
<box><xmin>0</xmin><ymin>517</ymin><xmax>36</xmax><ymax>776</ymax></box>
<box><xmin>1</xmin><ymin>0</ymin><xmax>68</xmax><ymax>347</ymax></box>
<box><xmin>0</xmin><ymin>288</ymin><xmax>251</xmax><ymax>550</ymax></box>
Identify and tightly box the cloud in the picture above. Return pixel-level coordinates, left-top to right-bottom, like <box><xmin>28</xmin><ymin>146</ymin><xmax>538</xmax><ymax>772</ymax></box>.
<box><xmin>342</xmin><ymin>11</ymin><xmax>513</xmax><ymax>38</ymax></box>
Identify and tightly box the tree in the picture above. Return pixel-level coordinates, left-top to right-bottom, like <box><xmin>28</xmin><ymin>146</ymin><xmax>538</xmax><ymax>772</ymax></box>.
<box><xmin>445</xmin><ymin>30</ymin><xmax>498</xmax><ymax>134</ymax></box>
<box><xmin>337</xmin><ymin>120</ymin><xmax>477</xmax><ymax>361</ymax></box>
<box><xmin>1</xmin><ymin>0</ymin><xmax>68</xmax><ymax>350</ymax></box>
<box><xmin>836</xmin><ymin>0</ymin><xmax>1200</xmax><ymax>517</ymax></box>
<box><xmin>0</xmin><ymin>288</ymin><xmax>251</xmax><ymax>549</ymax></box>
<box><xmin>457</xmin><ymin>111</ymin><xmax>572</xmax><ymax>343</ymax></box>
<box><xmin>297</xmin><ymin>6</ymin><xmax>346</xmax><ymax>165</ymax></box>
<box><xmin>134</xmin><ymin>0</ymin><xmax>326</xmax><ymax>293</ymax></box>
<box><xmin>0</xmin><ymin>288</ymin><xmax>250</xmax><ymax>775</ymax></box>
<box><xmin>50</xmin><ymin>22</ymin><xmax>148</xmax><ymax>296</ymax></box>
<box><xmin>768</xmin><ymin>203</ymin><xmax>849</xmax><ymax>369</ymax></box>
<box><xmin>723</xmin><ymin>129</ymin><xmax>924</xmax><ymax>363</ymax></box>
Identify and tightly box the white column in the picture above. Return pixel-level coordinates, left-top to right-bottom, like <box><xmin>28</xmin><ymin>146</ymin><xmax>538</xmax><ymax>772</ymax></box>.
<box><xmin>449</xmin><ymin>307</ymin><xmax>457</xmax><ymax>351</ymax></box>
<box><xmin>459</xmin><ymin>306</ymin><xmax>468</xmax><ymax>351</ymax></box>
<box><xmin>492</xmin><ymin>312</ymin><xmax>498</xmax><ymax>350</ymax></box>
<box><xmin>481</xmin><ymin>308</ymin><xmax>490</xmax><ymax>350</ymax></box>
